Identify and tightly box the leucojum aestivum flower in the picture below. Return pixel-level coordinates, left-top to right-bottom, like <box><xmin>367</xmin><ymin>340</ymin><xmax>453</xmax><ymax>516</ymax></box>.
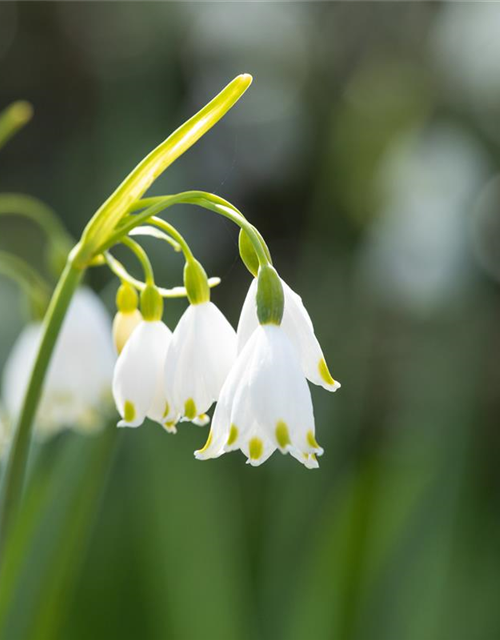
<box><xmin>0</xmin><ymin>75</ymin><xmax>340</xmax><ymax>551</ymax></box>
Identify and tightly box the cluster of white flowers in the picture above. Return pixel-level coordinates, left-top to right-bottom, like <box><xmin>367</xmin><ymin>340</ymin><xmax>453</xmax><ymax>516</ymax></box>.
<box><xmin>2</xmin><ymin>288</ymin><xmax>115</xmax><ymax>438</ymax></box>
<box><xmin>0</xmin><ymin>76</ymin><xmax>340</xmax><ymax>473</ymax></box>
<box><xmin>0</xmin><ymin>244</ymin><xmax>340</xmax><ymax>470</ymax></box>
<box><xmin>113</xmin><ymin>267</ymin><xmax>340</xmax><ymax>469</ymax></box>
<box><xmin>0</xmin><ymin>251</ymin><xmax>340</xmax><ymax>471</ymax></box>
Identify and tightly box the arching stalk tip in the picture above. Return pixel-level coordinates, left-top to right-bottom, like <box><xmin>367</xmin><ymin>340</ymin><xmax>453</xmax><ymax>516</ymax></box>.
<box><xmin>11</xmin><ymin>101</ymin><xmax>34</xmax><ymax>125</ymax></box>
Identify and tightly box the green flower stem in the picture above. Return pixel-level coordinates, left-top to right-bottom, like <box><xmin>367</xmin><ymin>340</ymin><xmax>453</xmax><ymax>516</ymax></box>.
<box><xmin>0</xmin><ymin>260</ymin><xmax>83</xmax><ymax>553</ymax></box>
<box><xmin>103</xmin><ymin>251</ymin><xmax>221</xmax><ymax>298</ymax></box>
<box><xmin>97</xmin><ymin>197</ymin><xmax>181</xmax><ymax>252</ymax></box>
<box><xmin>149</xmin><ymin>217</ymin><xmax>194</xmax><ymax>261</ymax></box>
<box><xmin>0</xmin><ymin>251</ymin><xmax>51</xmax><ymax>319</ymax></box>
<box><xmin>187</xmin><ymin>193</ymin><xmax>269</xmax><ymax>267</ymax></box>
<box><xmin>129</xmin><ymin>225</ymin><xmax>182</xmax><ymax>252</ymax></box>
<box><xmin>112</xmin><ymin>191</ymin><xmax>270</xmax><ymax>267</ymax></box>
<box><xmin>76</xmin><ymin>74</ymin><xmax>252</xmax><ymax>265</ymax></box>
<box><xmin>130</xmin><ymin>217</ymin><xmax>211</xmax><ymax>303</ymax></box>
<box><xmin>0</xmin><ymin>102</ymin><xmax>33</xmax><ymax>151</ymax></box>
<box><xmin>120</xmin><ymin>237</ymin><xmax>155</xmax><ymax>286</ymax></box>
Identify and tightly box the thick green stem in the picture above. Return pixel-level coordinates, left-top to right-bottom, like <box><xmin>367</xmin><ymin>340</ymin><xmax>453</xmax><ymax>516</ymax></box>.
<box><xmin>0</xmin><ymin>260</ymin><xmax>83</xmax><ymax>554</ymax></box>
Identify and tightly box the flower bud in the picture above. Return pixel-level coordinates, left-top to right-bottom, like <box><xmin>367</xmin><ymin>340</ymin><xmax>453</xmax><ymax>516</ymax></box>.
<box><xmin>113</xmin><ymin>283</ymin><xmax>142</xmax><ymax>353</ymax></box>
<box><xmin>113</xmin><ymin>310</ymin><xmax>142</xmax><ymax>354</ymax></box>
<box><xmin>116</xmin><ymin>283</ymin><xmax>138</xmax><ymax>313</ymax></box>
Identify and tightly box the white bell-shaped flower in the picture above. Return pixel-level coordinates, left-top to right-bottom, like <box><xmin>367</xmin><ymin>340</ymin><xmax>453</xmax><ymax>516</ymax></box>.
<box><xmin>112</xmin><ymin>319</ymin><xmax>175</xmax><ymax>428</ymax></box>
<box><xmin>164</xmin><ymin>301</ymin><xmax>236</xmax><ymax>421</ymax></box>
<box><xmin>2</xmin><ymin>287</ymin><xmax>115</xmax><ymax>438</ymax></box>
<box><xmin>237</xmin><ymin>277</ymin><xmax>340</xmax><ymax>392</ymax></box>
<box><xmin>195</xmin><ymin>324</ymin><xmax>322</xmax><ymax>469</ymax></box>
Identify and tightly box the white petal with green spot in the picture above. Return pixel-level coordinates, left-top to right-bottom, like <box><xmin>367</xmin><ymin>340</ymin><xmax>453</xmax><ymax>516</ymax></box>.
<box><xmin>237</xmin><ymin>277</ymin><xmax>341</xmax><ymax>392</ymax></box>
<box><xmin>164</xmin><ymin>301</ymin><xmax>236</xmax><ymax>421</ymax></box>
<box><xmin>112</xmin><ymin>320</ymin><xmax>172</xmax><ymax>428</ymax></box>
<box><xmin>196</xmin><ymin>324</ymin><xmax>323</xmax><ymax>469</ymax></box>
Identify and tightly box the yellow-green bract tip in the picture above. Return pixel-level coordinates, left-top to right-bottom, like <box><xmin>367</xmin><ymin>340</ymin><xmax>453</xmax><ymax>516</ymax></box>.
<box><xmin>10</xmin><ymin>101</ymin><xmax>33</xmax><ymax>125</ymax></box>
<box><xmin>238</xmin><ymin>73</ymin><xmax>253</xmax><ymax>86</ymax></box>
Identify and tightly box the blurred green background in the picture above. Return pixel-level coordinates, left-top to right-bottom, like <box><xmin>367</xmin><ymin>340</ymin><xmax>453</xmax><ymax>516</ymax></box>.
<box><xmin>1</xmin><ymin>2</ymin><xmax>500</xmax><ymax>639</ymax></box>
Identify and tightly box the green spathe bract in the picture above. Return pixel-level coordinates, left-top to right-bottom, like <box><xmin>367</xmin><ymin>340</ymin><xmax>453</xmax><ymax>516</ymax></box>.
<box><xmin>75</xmin><ymin>74</ymin><xmax>253</xmax><ymax>268</ymax></box>
<box><xmin>256</xmin><ymin>265</ymin><xmax>284</xmax><ymax>326</ymax></box>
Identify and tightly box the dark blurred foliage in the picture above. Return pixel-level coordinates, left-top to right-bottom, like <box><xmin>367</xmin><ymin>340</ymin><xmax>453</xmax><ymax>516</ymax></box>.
<box><xmin>1</xmin><ymin>3</ymin><xmax>500</xmax><ymax>640</ymax></box>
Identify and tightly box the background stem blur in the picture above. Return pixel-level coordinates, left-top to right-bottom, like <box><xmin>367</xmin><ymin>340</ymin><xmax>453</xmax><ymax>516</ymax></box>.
<box><xmin>0</xmin><ymin>260</ymin><xmax>83</xmax><ymax>554</ymax></box>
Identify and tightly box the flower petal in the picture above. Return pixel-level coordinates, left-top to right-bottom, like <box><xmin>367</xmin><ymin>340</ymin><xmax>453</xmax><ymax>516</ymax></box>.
<box><xmin>146</xmin><ymin>351</ymin><xmax>179</xmax><ymax>429</ymax></box>
<box><xmin>280</xmin><ymin>280</ymin><xmax>340</xmax><ymax>392</ymax></box>
<box><xmin>112</xmin><ymin>309</ymin><xmax>143</xmax><ymax>354</ymax></box>
<box><xmin>191</xmin><ymin>414</ymin><xmax>210</xmax><ymax>427</ymax></box>
<box><xmin>2</xmin><ymin>287</ymin><xmax>116</xmax><ymax>437</ymax></box>
<box><xmin>195</xmin><ymin>327</ymin><xmax>258</xmax><ymax>460</ymax></box>
<box><xmin>165</xmin><ymin>302</ymin><xmax>236</xmax><ymax>418</ymax></box>
<box><xmin>236</xmin><ymin>277</ymin><xmax>340</xmax><ymax>392</ymax></box>
<box><xmin>198</xmin><ymin>323</ymin><xmax>324</xmax><ymax>469</ymax></box>
<box><xmin>236</xmin><ymin>278</ymin><xmax>258</xmax><ymax>354</ymax></box>
<box><xmin>113</xmin><ymin>321</ymin><xmax>170</xmax><ymax>428</ymax></box>
<box><xmin>237</xmin><ymin>325</ymin><xmax>319</xmax><ymax>466</ymax></box>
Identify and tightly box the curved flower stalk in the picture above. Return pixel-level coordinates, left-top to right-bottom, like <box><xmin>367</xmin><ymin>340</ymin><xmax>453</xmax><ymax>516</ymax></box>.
<box><xmin>236</xmin><ymin>276</ymin><xmax>340</xmax><ymax>392</ymax></box>
<box><xmin>2</xmin><ymin>287</ymin><xmax>115</xmax><ymax>437</ymax></box>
